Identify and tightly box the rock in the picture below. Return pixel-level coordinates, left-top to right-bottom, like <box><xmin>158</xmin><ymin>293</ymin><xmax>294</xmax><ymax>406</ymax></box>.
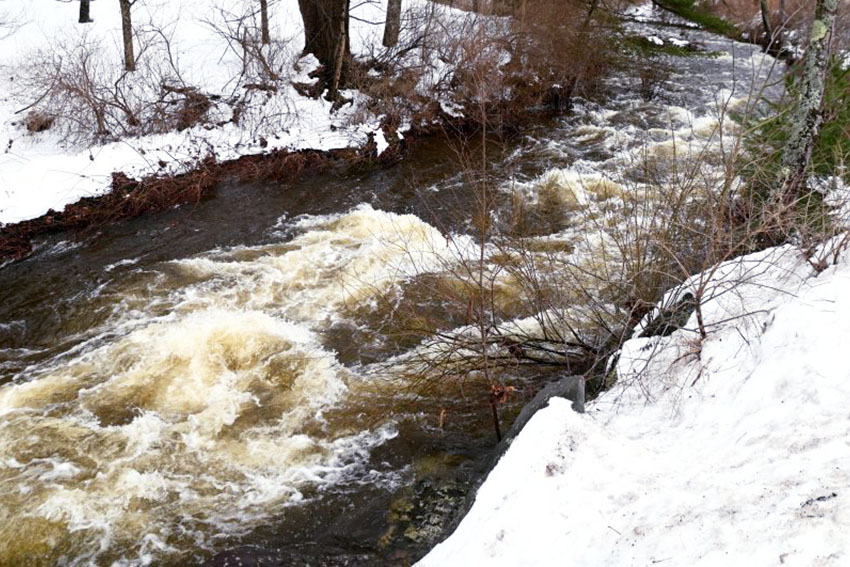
<box><xmin>504</xmin><ymin>375</ymin><xmax>585</xmax><ymax>444</ymax></box>
<box><xmin>639</xmin><ymin>292</ymin><xmax>696</xmax><ymax>338</ymax></box>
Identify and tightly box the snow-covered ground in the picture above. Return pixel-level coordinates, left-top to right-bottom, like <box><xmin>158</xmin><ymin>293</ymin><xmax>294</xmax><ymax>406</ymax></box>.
<box><xmin>0</xmin><ymin>0</ymin><xmax>435</xmax><ymax>225</ymax></box>
<box><xmin>419</xmin><ymin>239</ymin><xmax>850</xmax><ymax>566</ymax></box>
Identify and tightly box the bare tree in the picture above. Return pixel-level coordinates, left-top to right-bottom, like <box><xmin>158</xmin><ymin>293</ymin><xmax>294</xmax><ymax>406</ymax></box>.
<box><xmin>260</xmin><ymin>0</ymin><xmax>270</xmax><ymax>45</ymax></box>
<box><xmin>775</xmin><ymin>0</ymin><xmax>840</xmax><ymax>202</ymax></box>
<box><xmin>760</xmin><ymin>0</ymin><xmax>773</xmax><ymax>40</ymax></box>
<box><xmin>383</xmin><ymin>0</ymin><xmax>401</xmax><ymax>47</ymax></box>
<box><xmin>119</xmin><ymin>0</ymin><xmax>136</xmax><ymax>71</ymax></box>
<box><xmin>79</xmin><ymin>0</ymin><xmax>93</xmax><ymax>24</ymax></box>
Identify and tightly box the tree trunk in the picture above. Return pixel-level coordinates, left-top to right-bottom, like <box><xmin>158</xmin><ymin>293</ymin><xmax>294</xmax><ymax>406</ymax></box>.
<box><xmin>260</xmin><ymin>0</ymin><xmax>270</xmax><ymax>45</ymax></box>
<box><xmin>329</xmin><ymin>0</ymin><xmax>349</xmax><ymax>100</ymax></box>
<box><xmin>779</xmin><ymin>0</ymin><xmax>787</xmax><ymax>29</ymax></box>
<box><xmin>119</xmin><ymin>0</ymin><xmax>135</xmax><ymax>72</ymax></box>
<box><xmin>297</xmin><ymin>0</ymin><xmax>350</xmax><ymax>90</ymax></box>
<box><xmin>383</xmin><ymin>0</ymin><xmax>401</xmax><ymax>48</ymax></box>
<box><xmin>760</xmin><ymin>0</ymin><xmax>773</xmax><ymax>40</ymax></box>
<box><xmin>775</xmin><ymin>0</ymin><xmax>839</xmax><ymax>202</ymax></box>
<box><xmin>79</xmin><ymin>0</ymin><xmax>93</xmax><ymax>24</ymax></box>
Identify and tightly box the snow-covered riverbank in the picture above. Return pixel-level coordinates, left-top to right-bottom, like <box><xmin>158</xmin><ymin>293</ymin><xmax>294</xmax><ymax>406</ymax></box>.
<box><xmin>419</xmin><ymin>240</ymin><xmax>850</xmax><ymax>565</ymax></box>
<box><xmin>0</xmin><ymin>0</ymin><xmax>429</xmax><ymax>225</ymax></box>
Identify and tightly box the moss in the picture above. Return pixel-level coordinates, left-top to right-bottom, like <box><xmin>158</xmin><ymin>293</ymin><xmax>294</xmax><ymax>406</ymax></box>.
<box><xmin>378</xmin><ymin>479</ymin><xmax>467</xmax><ymax>551</ymax></box>
<box><xmin>741</xmin><ymin>59</ymin><xmax>850</xmax><ymax>199</ymax></box>
<box><xmin>810</xmin><ymin>20</ymin><xmax>828</xmax><ymax>43</ymax></box>
<box><xmin>811</xmin><ymin>64</ymin><xmax>850</xmax><ymax>178</ymax></box>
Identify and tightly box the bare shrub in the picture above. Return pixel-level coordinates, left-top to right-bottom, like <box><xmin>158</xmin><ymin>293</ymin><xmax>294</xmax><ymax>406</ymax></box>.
<box><xmin>352</xmin><ymin>0</ymin><xmax>627</xmax><ymax>134</ymax></box>
<box><xmin>348</xmin><ymin>2</ymin><xmax>475</xmax><ymax>128</ymax></box>
<box><xmin>17</xmin><ymin>33</ymin><xmax>142</xmax><ymax>141</ymax></box>
<box><xmin>361</xmin><ymin>3</ymin><xmax>850</xmax><ymax>411</ymax></box>
<box><xmin>383</xmin><ymin>71</ymin><xmax>848</xmax><ymax>411</ymax></box>
<box><xmin>202</xmin><ymin>2</ymin><xmax>294</xmax><ymax>90</ymax></box>
<box><xmin>503</xmin><ymin>0</ymin><xmax>623</xmax><ymax>108</ymax></box>
<box><xmin>0</xmin><ymin>5</ymin><xmax>23</xmax><ymax>41</ymax></box>
<box><xmin>197</xmin><ymin>2</ymin><xmax>302</xmax><ymax>136</ymax></box>
<box><xmin>13</xmin><ymin>25</ymin><xmax>209</xmax><ymax>144</ymax></box>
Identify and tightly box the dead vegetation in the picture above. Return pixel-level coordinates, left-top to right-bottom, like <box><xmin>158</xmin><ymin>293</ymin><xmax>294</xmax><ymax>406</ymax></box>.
<box><xmin>0</xmin><ymin>146</ymin><xmax>356</xmax><ymax>264</ymax></box>
<box><xmin>12</xmin><ymin>29</ymin><xmax>217</xmax><ymax>144</ymax></box>
<box><xmin>11</xmin><ymin>3</ymin><xmax>301</xmax><ymax>145</ymax></box>
<box><xmin>370</xmin><ymin>31</ymin><xmax>850</xmax><ymax>418</ymax></box>
<box><xmin>352</xmin><ymin>0</ymin><xmax>633</xmax><ymax>139</ymax></box>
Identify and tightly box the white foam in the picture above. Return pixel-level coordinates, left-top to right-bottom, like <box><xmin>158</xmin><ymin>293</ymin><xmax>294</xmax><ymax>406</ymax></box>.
<box><xmin>0</xmin><ymin>306</ymin><xmax>393</xmax><ymax>564</ymax></box>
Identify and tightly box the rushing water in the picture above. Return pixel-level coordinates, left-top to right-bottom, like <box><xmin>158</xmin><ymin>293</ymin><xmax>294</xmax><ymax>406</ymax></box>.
<box><xmin>0</xmin><ymin>12</ymin><xmax>780</xmax><ymax>567</ymax></box>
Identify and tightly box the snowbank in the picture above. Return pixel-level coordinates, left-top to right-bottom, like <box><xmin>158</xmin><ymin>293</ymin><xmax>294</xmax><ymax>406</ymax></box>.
<box><xmin>419</xmin><ymin>240</ymin><xmax>850</xmax><ymax>566</ymax></box>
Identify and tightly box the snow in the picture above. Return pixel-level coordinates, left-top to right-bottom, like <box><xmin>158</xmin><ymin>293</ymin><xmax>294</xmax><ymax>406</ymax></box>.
<box><xmin>374</xmin><ymin>128</ymin><xmax>389</xmax><ymax>156</ymax></box>
<box><xmin>626</xmin><ymin>0</ymin><xmax>699</xmax><ymax>29</ymax></box>
<box><xmin>626</xmin><ymin>2</ymin><xmax>656</xmax><ymax>23</ymax></box>
<box><xmin>0</xmin><ymin>0</ymin><xmax>425</xmax><ymax>225</ymax></box>
<box><xmin>419</xmin><ymin>240</ymin><xmax>850</xmax><ymax>566</ymax></box>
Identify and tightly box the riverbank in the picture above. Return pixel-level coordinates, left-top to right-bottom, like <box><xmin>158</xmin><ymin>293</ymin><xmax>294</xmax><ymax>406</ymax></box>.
<box><xmin>0</xmin><ymin>146</ymin><xmax>375</xmax><ymax>262</ymax></box>
<box><xmin>3</xmin><ymin>0</ymin><xmax>679</xmax><ymax>266</ymax></box>
<box><xmin>0</xmin><ymin>0</ymin><xmax>392</xmax><ymax>220</ymax></box>
<box><xmin>1</xmin><ymin>1</ymin><xmax>837</xmax><ymax>266</ymax></box>
<box><xmin>419</xmin><ymin>237</ymin><xmax>850</xmax><ymax>566</ymax></box>
<box><xmin>0</xmin><ymin>0</ymin><xmax>475</xmax><ymax>263</ymax></box>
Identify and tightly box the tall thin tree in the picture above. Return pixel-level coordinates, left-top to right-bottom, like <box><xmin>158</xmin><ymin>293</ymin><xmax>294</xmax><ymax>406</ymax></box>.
<box><xmin>119</xmin><ymin>0</ymin><xmax>136</xmax><ymax>71</ymax></box>
<box><xmin>760</xmin><ymin>0</ymin><xmax>773</xmax><ymax>41</ymax></box>
<box><xmin>329</xmin><ymin>0</ymin><xmax>349</xmax><ymax>99</ymax></box>
<box><xmin>383</xmin><ymin>0</ymin><xmax>401</xmax><ymax>47</ymax></box>
<box><xmin>79</xmin><ymin>0</ymin><xmax>93</xmax><ymax>24</ymax></box>
<box><xmin>260</xmin><ymin>0</ymin><xmax>270</xmax><ymax>45</ymax></box>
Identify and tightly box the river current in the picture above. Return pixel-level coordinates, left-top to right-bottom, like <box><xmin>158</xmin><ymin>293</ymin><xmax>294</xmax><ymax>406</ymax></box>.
<box><xmin>0</xmin><ymin>11</ymin><xmax>779</xmax><ymax>566</ymax></box>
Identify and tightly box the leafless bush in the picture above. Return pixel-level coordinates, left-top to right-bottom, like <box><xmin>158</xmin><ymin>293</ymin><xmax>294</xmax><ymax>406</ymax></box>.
<box><xmin>637</xmin><ymin>60</ymin><xmax>671</xmax><ymax>102</ymax></box>
<box><xmin>503</xmin><ymin>0</ymin><xmax>624</xmax><ymax>107</ymax></box>
<box><xmin>198</xmin><ymin>2</ymin><xmax>301</xmax><ymax>137</ymax></box>
<box><xmin>10</xmin><ymin>1</ymin><xmax>301</xmax><ymax>145</ymax></box>
<box><xmin>14</xmin><ymin>26</ymin><xmax>213</xmax><ymax>144</ymax></box>
<box><xmin>382</xmin><ymin>58</ymin><xmax>850</xmax><ymax>411</ymax></box>
<box><xmin>352</xmin><ymin>0</ymin><xmax>627</xmax><ymax>133</ymax></box>
<box><xmin>348</xmin><ymin>3</ymin><xmax>850</xmax><ymax>415</ymax></box>
<box><xmin>202</xmin><ymin>2</ymin><xmax>295</xmax><ymax>91</ymax></box>
<box><xmin>348</xmin><ymin>2</ymin><xmax>476</xmax><ymax>127</ymax></box>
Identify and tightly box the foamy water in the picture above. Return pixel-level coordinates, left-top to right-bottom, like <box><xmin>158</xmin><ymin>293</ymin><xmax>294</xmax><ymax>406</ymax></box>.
<box><xmin>0</xmin><ymin>205</ymin><xmax>456</xmax><ymax>565</ymax></box>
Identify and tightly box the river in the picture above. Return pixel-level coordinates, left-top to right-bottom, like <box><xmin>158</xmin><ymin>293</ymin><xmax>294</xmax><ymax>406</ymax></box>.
<box><xmin>0</xmin><ymin>11</ymin><xmax>779</xmax><ymax>566</ymax></box>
